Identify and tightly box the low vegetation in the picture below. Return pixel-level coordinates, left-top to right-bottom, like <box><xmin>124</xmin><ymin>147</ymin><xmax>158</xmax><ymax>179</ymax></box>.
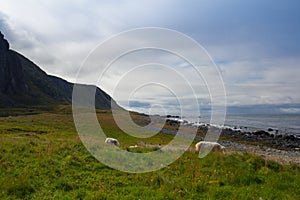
<box><xmin>0</xmin><ymin>107</ymin><xmax>299</xmax><ymax>199</ymax></box>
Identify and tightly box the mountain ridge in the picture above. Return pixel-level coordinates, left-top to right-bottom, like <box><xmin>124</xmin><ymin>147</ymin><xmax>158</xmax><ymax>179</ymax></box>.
<box><xmin>0</xmin><ymin>31</ymin><xmax>121</xmax><ymax>110</ymax></box>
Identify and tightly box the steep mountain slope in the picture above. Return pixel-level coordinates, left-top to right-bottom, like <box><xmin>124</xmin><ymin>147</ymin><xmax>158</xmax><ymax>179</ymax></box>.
<box><xmin>0</xmin><ymin>31</ymin><xmax>121</xmax><ymax>110</ymax></box>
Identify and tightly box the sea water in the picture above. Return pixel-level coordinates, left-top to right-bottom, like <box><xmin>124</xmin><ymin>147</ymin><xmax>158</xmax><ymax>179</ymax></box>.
<box><xmin>185</xmin><ymin>114</ymin><xmax>300</xmax><ymax>138</ymax></box>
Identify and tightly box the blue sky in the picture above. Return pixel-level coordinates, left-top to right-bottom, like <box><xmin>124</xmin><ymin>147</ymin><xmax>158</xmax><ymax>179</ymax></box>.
<box><xmin>0</xmin><ymin>0</ymin><xmax>300</xmax><ymax>114</ymax></box>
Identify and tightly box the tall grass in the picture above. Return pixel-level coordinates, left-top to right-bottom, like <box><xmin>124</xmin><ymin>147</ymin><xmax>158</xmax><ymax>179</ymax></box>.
<box><xmin>0</xmin><ymin>111</ymin><xmax>299</xmax><ymax>199</ymax></box>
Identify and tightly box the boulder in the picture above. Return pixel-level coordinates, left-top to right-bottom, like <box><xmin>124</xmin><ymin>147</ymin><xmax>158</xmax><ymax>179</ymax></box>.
<box><xmin>253</xmin><ymin>130</ymin><xmax>270</xmax><ymax>137</ymax></box>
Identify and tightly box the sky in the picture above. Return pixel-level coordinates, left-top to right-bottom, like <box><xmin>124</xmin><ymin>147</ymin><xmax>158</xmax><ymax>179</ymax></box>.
<box><xmin>0</xmin><ymin>0</ymin><xmax>300</xmax><ymax>115</ymax></box>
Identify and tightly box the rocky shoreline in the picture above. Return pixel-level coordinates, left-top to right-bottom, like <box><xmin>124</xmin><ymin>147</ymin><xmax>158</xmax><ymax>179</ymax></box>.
<box><xmin>220</xmin><ymin>128</ymin><xmax>300</xmax><ymax>151</ymax></box>
<box><xmin>164</xmin><ymin>118</ymin><xmax>300</xmax><ymax>152</ymax></box>
<box><xmin>220</xmin><ymin>140</ymin><xmax>300</xmax><ymax>165</ymax></box>
<box><xmin>133</xmin><ymin>114</ymin><xmax>300</xmax><ymax>165</ymax></box>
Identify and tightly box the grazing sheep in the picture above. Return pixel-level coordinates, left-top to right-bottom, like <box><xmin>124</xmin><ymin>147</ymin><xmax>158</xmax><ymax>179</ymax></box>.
<box><xmin>195</xmin><ymin>141</ymin><xmax>225</xmax><ymax>153</ymax></box>
<box><xmin>105</xmin><ymin>137</ymin><xmax>120</xmax><ymax>146</ymax></box>
<box><xmin>129</xmin><ymin>145</ymin><xmax>138</xmax><ymax>148</ymax></box>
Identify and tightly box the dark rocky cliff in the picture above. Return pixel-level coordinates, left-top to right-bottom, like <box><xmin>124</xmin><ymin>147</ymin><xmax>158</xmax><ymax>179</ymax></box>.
<box><xmin>0</xmin><ymin>31</ymin><xmax>121</xmax><ymax>110</ymax></box>
<box><xmin>0</xmin><ymin>32</ymin><xmax>28</xmax><ymax>96</ymax></box>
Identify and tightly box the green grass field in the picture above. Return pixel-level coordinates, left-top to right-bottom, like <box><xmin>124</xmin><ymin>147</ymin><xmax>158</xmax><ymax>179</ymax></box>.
<box><xmin>0</xmin><ymin>108</ymin><xmax>299</xmax><ymax>199</ymax></box>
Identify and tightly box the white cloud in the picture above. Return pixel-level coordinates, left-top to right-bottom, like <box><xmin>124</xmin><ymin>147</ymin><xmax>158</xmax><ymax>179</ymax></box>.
<box><xmin>0</xmin><ymin>0</ymin><xmax>299</xmax><ymax>114</ymax></box>
<box><xmin>219</xmin><ymin>57</ymin><xmax>300</xmax><ymax>105</ymax></box>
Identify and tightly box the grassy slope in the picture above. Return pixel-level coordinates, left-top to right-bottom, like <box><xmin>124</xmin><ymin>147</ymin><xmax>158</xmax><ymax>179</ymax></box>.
<box><xmin>0</xmin><ymin>109</ymin><xmax>299</xmax><ymax>199</ymax></box>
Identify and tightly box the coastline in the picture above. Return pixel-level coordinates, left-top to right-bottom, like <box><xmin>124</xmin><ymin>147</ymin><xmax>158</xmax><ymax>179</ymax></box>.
<box><xmin>133</xmin><ymin>114</ymin><xmax>300</xmax><ymax>165</ymax></box>
<box><xmin>163</xmin><ymin>116</ymin><xmax>300</xmax><ymax>152</ymax></box>
<box><xmin>220</xmin><ymin>140</ymin><xmax>300</xmax><ymax>165</ymax></box>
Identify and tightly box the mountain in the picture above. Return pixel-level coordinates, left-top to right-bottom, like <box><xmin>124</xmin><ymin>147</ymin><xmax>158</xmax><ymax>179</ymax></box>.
<box><xmin>0</xmin><ymin>31</ymin><xmax>121</xmax><ymax>110</ymax></box>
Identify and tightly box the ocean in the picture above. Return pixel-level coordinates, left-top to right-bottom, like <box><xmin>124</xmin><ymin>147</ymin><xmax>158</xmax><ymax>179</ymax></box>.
<box><xmin>186</xmin><ymin>114</ymin><xmax>300</xmax><ymax>138</ymax></box>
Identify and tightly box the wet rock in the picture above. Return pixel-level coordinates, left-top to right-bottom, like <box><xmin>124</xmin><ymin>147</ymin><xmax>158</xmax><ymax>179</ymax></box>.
<box><xmin>254</xmin><ymin>130</ymin><xmax>270</xmax><ymax>137</ymax></box>
<box><xmin>286</xmin><ymin>135</ymin><xmax>296</xmax><ymax>141</ymax></box>
<box><xmin>165</xmin><ymin>119</ymin><xmax>181</xmax><ymax>126</ymax></box>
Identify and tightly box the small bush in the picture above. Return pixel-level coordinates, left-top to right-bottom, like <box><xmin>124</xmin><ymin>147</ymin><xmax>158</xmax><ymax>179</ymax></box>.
<box><xmin>55</xmin><ymin>178</ymin><xmax>73</xmax><ymax>191</ymax></box>
<box><xmin>195</xmin><ymin>181</ymin><xmax>207</xmax><ymax>193</ymax></box>
<box><xmin>7</xmin><ymin>180</ymin><xmax>35</xmax><ymax>198</ymax></box>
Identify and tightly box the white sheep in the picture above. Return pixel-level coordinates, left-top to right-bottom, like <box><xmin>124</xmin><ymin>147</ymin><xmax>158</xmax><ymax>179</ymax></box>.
<box><xmin>105</xmin><ymin>137</ymin><xmax>120</xmax><ymax>146</ymax></box>
<box><xmin>129</xmin><ymin>145</ymin><xmax>138</xmax><ymax>148</ymax></box>
<box><xmin>195</xmin><ymin>141</ymin><xmax>225</xmax><ymax>153</ymax></box>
